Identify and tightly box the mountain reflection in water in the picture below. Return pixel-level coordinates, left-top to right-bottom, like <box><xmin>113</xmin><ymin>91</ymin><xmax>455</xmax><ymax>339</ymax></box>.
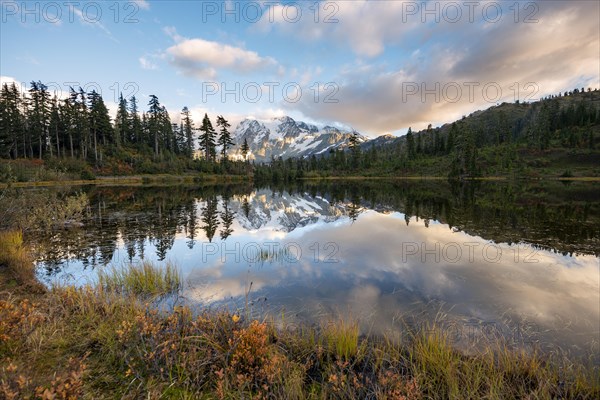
<box><xmin>32</xmin><ymin>180</ymin><xmax>599</xmax><ymax>362</ymax></box>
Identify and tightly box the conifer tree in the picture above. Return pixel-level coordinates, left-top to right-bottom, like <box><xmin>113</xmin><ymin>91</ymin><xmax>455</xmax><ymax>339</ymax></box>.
<box><xmin>147</xmin><ymin>95</ymin><xmax>162</xmax><ymax>157</ymax></box>
<box><xmin>216</xmin><ymin>115</ymin><xmax>234</xmax><ymax>166</ymax></box>
<box><xmin>48</xmin><ymin>96</ymin><xmax>61</xmax><ymax>158</ymax></box>
<box><xmin>198</xmin><ymin>113</ymin><xmax>216</xmax><ymax>161</ymax></box>
<box><xmin>0</xmin><ymin>83</ymin><xmax>25</xmax><ymax>158</ymax></box>
<box><xmin>88</xmin><ymin>90</ymin><xmax>112</xmax><ymax>161</ymax></box>
<box><xmin>27</xmin><ymin>81</ymin><xmax>51</xmax><ymax>158</ymax></box>
<box><xmin>348</xmin><ymin>131</ymin><xmax>361</xmax><ymax>169</ymax></box>
<box><xmin>129</xmin><ymin>95</ymin><xmax>142</xmax><ymax>145</ymax></box>
<box><xmin>114</xmin><ymin>93</ymin><xmax>129</xmax><ymax>147</ymax></box>
<box><xmin>406</xmin><ymin>127</ymin><xmax>415</xmax><ymax>159</ymax></box>
<box><xmin>181</xmin><ymin>107</ymin><xmax>195</xmax><ymax>158</ymax></box>
<box><xmin>76</xmin><ymin>88</ymin><xmax>90</xmax><ymax>160</ymax></box>
<box><xmin>240</xmin><ymin>137</ymin><xmax>250</xmax><ymax>162</ymax></box>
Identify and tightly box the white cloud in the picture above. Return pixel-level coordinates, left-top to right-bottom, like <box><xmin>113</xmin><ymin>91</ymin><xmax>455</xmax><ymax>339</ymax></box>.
<box><xmin>139</xmin><ymin>56</ymin><xmax>158</xmax><ymax>70</ymax></box>
<box><xmin>15</xmin><ymin>55</ymin><xmax>40</xmax><ymax>65</ymax></box>
<box><xmin>72</xmin><ymin>6</ymin><xmax>117</xmax><ymax>42</ymax></box>
<box><xmin>1</xmin><ymin>76</ymin><xmax>77</xmax><ymax>102</ymax></box>
<box><xmin>105</xmin><ymin>100</ymin><xmax>119</xmax><ymax>120</ymax></box>
<box><xmin>0</xmin><ymin>76</ymin><xmax>31</xmax><ymax>97</ymax></box>
<box><xmin>289</xmin><ymin>1</ymin><xmax>600</xmax><ymax>136</ymax></box>
<box><xmin>164</xmin><ymin>28</ymin><xmax>279</xmax><ymax>79</ymax></box>
<box><xmin>163</xmin><ymin>26</ymin><xmax>184</xmax><ymax>43</ymax></box>
<box><xmin>255</xmin><ymin>0</ymin><xmax>420</xmax><ymax>58</ymax></box>
<box><xmin>0</xmin><ymin>76</ymin><xmax>19</xmax><ymax>88</ymax></box>
<box><xmin>133</xmin><ymin>0</ymin><xmax>150</xmax><ymax>10</ymax></box>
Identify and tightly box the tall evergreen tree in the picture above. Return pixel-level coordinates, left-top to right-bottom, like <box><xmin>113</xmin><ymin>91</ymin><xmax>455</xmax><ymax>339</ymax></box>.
<box><xmin>114</xmin><ymin>93</ymin><xmax>129</xmax><ymax>147</ymax></box>
<box><xmin>27</xmin><ymin>81</ymin><xmax>51</xmax><ymax>158</ymax></box>
<box><xmin>240</xmin><ymin>138</ymin><xmax>250</xmax><ymax>162</ymax></box>
<box><xmin>181</xmin><ymin>106</ymin><xmax>195</xmax><ymax>158</ymax></box>
<box><xmin>76</xmin><ymin>88</ymin><xmax>90</xmax><ymax>160</ymax></box>
<box><xmin>216</xmin><ymin>115</ymin><xmax>234</xmax><ymax>166</ymax></box>
<box><xmin>62</xmin><ymin>88</ymin><xmax>78</xmax><ymax>158</ymax></box>
<box><xmin>406</xmin><ymin>127</ymin><xmax>415</xmax><ymax>159</ymax></box>
<box><xmin>173</xmin><ymin>122</ymin><xmax>185</xmax><ymax>155</ymax></box>
<box><xmin>48</xmin><ymin>96</ymin><xmax>62</xmax><ymax>158</ymax></box>
<box><xmin>88</xmin><ymin>90</ymin><xmax>113</xmax><ymax>161</ymax></box>
<box><xmin>129</xmin><ymin>95</ymin><xmax>142</xmax><ymax>145</ymax></box>
<box><xmin>348</xmin><ymin>131</ymin><xmax>361</xmax><ymax>169</ymax></box>
<box><xmin>147</xmin><ymin>95</ymin><xmax>162</xmax><ymax>157</ymax></box>
<box><xmin>198</xmin><ymin>113</ymin><xmax>216</xmax><ymax>161</ymax></box>
<box><xmin>0</xmin><ymin>85</ymin><xmax>11</xmax><ymax>158</ymax></box>
<box><xmin>0</xmin><ymin>83</ymin><xmax>25</xmax><ymax>158</ymax></box>
<box><xmin>158</xmin><ymin>105</ymin><xmax>174</xmax><ymax>153</ymax></box>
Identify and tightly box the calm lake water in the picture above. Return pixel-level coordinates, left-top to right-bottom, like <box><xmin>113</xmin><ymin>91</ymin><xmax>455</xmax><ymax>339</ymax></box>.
<box><xmin>31</xmin><ymin>180</ymin><xmax>600</xmax><ymax>363</ymax></box>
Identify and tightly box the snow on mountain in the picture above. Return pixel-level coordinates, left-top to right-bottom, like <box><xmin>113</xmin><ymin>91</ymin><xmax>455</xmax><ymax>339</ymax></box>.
<box><xmin>230</xmin><ymin>189</ymin><xmax>350</xmax><ymax>233</ymax></box>
<box><xmin>231</xmin><ymin>116</ymin><xmax>368</xmax><ymax>162</ymax></box>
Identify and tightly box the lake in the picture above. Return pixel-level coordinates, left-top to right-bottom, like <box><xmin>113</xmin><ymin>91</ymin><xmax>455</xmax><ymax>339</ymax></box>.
<box><xmin>30</xmin><ymin>180</ymin><xmax>600</xmax><ymax>363</ymax></box>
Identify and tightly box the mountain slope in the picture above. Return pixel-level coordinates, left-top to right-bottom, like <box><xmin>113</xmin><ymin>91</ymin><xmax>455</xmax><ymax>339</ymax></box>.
<box><xmin>231</xmin><ymin>116</ymin><xmax>367</xmax><ymax>162</ymax></box>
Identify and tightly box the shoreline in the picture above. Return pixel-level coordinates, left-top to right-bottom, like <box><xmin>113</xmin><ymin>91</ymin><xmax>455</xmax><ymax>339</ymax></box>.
<box><xmin>2</xmin><ymin>174</ymin><xmax>600</xmax><ymax>189</ymax></box>
<box><xmin>1</xmin><ymin>231</ymin><xmax>599</xmax><ymax>398</ymax></box>
<box><xmin>0</xmin><ymin>173</ymin><xmax>252</xmax><ymax>189</ymax></box>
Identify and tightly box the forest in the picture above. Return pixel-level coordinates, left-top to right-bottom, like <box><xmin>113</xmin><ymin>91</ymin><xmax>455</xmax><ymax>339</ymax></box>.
<box><xmin>0</xmin><ymin>81</ymin><xmax>249</xmax><ymax>179</ymax></box>
<box><xmin>255</xmin><ymin>88</ymin><xmax>600</xmax><ymax>181</ymax></box>
<box><xmin>1</xmin><ymin>81</ymin><xmax>599</xmax><ymax>182</ymax></box>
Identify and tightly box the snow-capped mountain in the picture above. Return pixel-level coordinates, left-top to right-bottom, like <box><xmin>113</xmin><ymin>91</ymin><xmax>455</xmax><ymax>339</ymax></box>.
<box><xmin>231</xmin><ymin>189</ymin><xmax>348</xmax><ymax>233</ymax></box>
<box><xmin>231</xmin><ymin>116</ymin><xmax>368</xmax><ymax>162</ymax></box>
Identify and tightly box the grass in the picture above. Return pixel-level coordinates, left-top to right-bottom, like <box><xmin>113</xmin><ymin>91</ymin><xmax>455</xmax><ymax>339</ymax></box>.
<box><xmin>324</xmin><ymin>319</ymin><xmax>360</xmax><ymax>361</ymax></box>
<box><xmin>0</xmin><ymin>173</ymin><xmax>252</xmax><ymax>189</ymax></box>
<box><xmin>0</xmin><ymin>231</ymin><xmax>24</xmax><ymax>265</ymax></box>
<box><xmin>0</xmin><ymin>230</ymin><xmax>44</xmax><ymax>294</ymax></box>
<box><xmin>1</xmin><ymin>233</ymin><xmax>599</xmax><ymax>399</ymax></box>
<box><xmin>255</xmin><ymin>246</ymin><xmax>294</xmax><ymax>264</ymax></box>
<box><xmin>97</xmin><ymin>262</ymin><xmax>182</xmax><ymax>297</ymax></box>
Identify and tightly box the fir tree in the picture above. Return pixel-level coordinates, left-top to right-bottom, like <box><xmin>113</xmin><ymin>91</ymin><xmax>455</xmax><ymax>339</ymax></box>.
<box><xmin>216</xmin><ymin>115</ymin><xmax>234</xmax><ymax>166</ymax></box>
<box><xmin>406</xmin><ymin>127</ymin><xmax>415</xmax><ymax>159</ymax></box>
<box><xmin>114</xmin><ymin>93</ymin><xmax>129</xmax><ymax>147</ymax></box>
<box><xmin>240</xmin><ymin>138</ymin><xmax>250</xmax><ymax>162</ymax></box>
<box><xmin>147</xmin><ymin>95</ymin><xmax>162</xmax><ymax>157</ymax></box>
<box><xmin>348</xmin><ymin>131</ymin><xmax>361</xmax><ymax>169</ymax></box>
<box><xmin>198</xmin><ymin>113</ymin><xmax>216</xmax><ymax>161</ymax></box>
<box><xmin>129</xmin><ymin>95</ymin><xmax>142</xmax><ymax>145</ymax></box>
<box><xmin>181</xmin><ymin>106</ymin><xmax>195</xmax><ymax>158</ymax></box>
<box><xmin>88</xmin><ymin>90</ymin><xmax>112</xmax><ymax>161</ymax></box>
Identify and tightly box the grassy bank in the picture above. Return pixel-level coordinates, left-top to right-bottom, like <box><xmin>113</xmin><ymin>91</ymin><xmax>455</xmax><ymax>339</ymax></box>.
<box><xmin>4</xmin><ymin>173</ymin><xmax>600</xmax><ymax>190</ymax></box>
<box><xmin>0</xmin><ymin>173</ymin><xmax>252</xmax><ymax>189</ymax></box>
<box><xmin>0</xmin><ymin>158</ymin><xmax>253</xmax><ymax>189</ymax></box>
<box><xmin>1</xmin><ymin>235</ymin><xmax>598</xmax><ymax>399</ymax></box>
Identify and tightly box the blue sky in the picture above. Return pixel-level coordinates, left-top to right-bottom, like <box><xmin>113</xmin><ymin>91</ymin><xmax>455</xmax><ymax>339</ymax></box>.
<box><xmin>2</xmin><ymin>0</ymin><xmax>599</xmax><ymax>136</ymax></box>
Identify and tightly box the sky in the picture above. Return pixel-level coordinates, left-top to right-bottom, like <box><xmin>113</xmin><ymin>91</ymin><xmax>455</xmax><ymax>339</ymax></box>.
<box><xmin>1</xmin><ymin>0</ymin><xmax>599</xmax><ymax>137</ymax></box>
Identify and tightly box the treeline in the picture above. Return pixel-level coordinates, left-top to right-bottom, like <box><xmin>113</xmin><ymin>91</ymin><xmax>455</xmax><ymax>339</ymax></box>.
<box><xmin>31</xmin><ymin>181</ymin><xmax>600</xmax><ymax>276</ymax></box>
<box><xmin>34</xmin><ymin>185</ymin><xmax>253</xmax><ymax>271</ymax></box>
<box><xmin>0</xmin><ymin>81</ymin><xmax>249</xmax><ymax>176</ymax></box>
<box><xmin>254</xmin><ymin>88</ymin><xmax>600</xmax><ymax>181</ymax></box>
<box><xmin>2</xmin><ymin>81</ymin><xmax>599</xmax><ymax>180</ymax></box>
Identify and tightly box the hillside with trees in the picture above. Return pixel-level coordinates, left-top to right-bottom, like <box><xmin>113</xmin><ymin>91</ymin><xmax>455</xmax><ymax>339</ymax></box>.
<box><xmin>0</xmin><ymin>81</ymin><xmax>248</xmax><ymax>181</ymax></box>
<box><xmin>1</xmin><ymin>81</ymin><xmax>599</xmax><ymax>183</ymax></box>
<box><xmin>254</xmin><ymin>88</ymin><xmax>600</xmax><ymax>181</ymax></box>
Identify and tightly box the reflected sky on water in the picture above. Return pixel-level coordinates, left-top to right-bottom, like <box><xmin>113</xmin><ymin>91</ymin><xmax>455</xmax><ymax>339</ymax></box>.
<box><xmin>33</xmin><ymin>181</ymin><xmax>600</xmax><ymax>361</ymax></box>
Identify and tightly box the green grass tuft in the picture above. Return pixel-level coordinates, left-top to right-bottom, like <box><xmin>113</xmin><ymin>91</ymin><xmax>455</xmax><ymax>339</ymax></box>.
<box><xmin>97</xmin><ymin>262</ymin><xmax>181</xmax><ymax>297</ymax></box>
<box><xmin>324</xmin><ymin>318</ymin><xmax>360</xmax><ymax>361</ymax></box>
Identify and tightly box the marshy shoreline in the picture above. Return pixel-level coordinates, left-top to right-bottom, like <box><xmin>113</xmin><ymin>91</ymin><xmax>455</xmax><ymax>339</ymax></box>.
<box><xmin>1</xmin><ymin>229</ymin><xmax>599</xmax><ymax>399</ymax></box>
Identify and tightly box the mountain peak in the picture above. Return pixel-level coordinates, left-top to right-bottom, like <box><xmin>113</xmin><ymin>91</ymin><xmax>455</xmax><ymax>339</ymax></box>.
<box><xmin>232</xmin><ymin>116</ymin><xmax>366</xmax><ymax>161</ymax></box>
